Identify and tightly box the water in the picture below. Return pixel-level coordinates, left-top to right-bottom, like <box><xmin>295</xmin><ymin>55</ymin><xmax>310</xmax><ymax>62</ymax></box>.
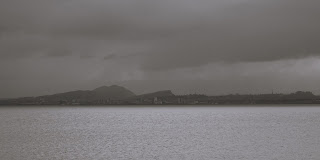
<box><xmin>0</xmin><ymin>106</ymin><xmax>320</xmax><ymax>160</ymax></box>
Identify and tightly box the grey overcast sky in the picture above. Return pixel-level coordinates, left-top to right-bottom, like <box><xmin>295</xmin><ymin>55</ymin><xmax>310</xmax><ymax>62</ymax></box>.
<box><xmin>1</xmin><ymin>0</ymin><xmax>320</xmax><ymax>98</ymax></box>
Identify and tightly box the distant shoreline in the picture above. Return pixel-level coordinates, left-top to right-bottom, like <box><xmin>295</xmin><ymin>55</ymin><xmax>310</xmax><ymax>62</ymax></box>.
<box><xmin>1</xmin><ymin>85</ymin><xmax>319</xmax><ymax>106</ymax></box>
<box><xmin>1</xmin><ymin>104</ymin><xmax>320</xmax><ymax>107</ymax></box>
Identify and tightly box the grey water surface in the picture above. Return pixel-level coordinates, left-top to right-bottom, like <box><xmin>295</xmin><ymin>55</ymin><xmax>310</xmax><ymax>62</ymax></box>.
<box><xmin>0</xmin><ymin>106</ymin><xmax>320</xmax><ymax>160</ymax></box>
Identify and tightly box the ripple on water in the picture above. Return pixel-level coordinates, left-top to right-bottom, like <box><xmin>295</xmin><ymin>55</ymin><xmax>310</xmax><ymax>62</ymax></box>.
<box><xmin>0</xmin><ymin>106</ymin><xmax>320</xmax><ymax>160</ymax></box>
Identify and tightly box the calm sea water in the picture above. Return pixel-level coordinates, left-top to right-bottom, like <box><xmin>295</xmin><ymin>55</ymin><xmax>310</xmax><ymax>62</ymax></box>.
<box><xmin>0</xmin><ymin>106</ymin><xmax>320</xmax><ymax>160</ymax></box>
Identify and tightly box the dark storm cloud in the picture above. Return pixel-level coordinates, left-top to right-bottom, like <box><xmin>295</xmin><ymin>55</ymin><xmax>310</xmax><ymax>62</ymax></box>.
<box><xmin>103</xmin><ymin>52</ymin><xmax>146</xmax><ymax>61</ymax></box>
<box><xmin>46</xmin><ymin>47</ymin><xmax>72</xmax><ymax>57</ymax></box>
<box><xmin>103</xmin><ymin>54</ymin><xmax>117</xmax><ymax>60</ymax></box>
<box><xmin>0</xmin><ymin>32</ymin><xmax>47</xmax><ymax>58</ymax></box>
<box><xmin>0</xmin><ymin>32</ymin><xmax>74</xmax><ymax>59</ymax></box>
<box><xmin>140</xmin><ymin>0</ymin><xmax>320</xmax><ymax>70</ymax></box>
<box><xmin>1</xmin><ymin>0</ymin><xmax>320</xmax><ymax>97</ymax></box>
<box><xmin>1</xmin><ymin>0</ymin><xmax>320</xmax><ymax>70</ymax></box>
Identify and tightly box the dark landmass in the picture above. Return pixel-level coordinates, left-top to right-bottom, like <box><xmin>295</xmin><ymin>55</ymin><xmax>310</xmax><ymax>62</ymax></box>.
<box><xmin>0</xmin><ymin>85</ymin><xmax>319</xmax><ymax>105</ymax></box>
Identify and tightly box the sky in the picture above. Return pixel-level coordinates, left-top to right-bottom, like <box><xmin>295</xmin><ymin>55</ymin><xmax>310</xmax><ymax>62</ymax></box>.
<box><xmin>1</xmin><ymin>0</ymin><xmax>320</xmax><ymax>98</ymax></box>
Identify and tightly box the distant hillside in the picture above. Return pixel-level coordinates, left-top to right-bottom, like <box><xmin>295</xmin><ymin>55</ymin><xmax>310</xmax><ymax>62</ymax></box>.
<box><xmin>93</xmin><ymin>85</ymin><xmax>136</xmax><ymax>99</ymax></box>
<box><xmin>0</xmin><ymin>85</ymin><xmax>136</xmax><ymax>105</ymax></box>
<box><xmin>0</xmin><ymin>86</ymin><xmax>177</xmax><ymax>105</ymax></box>
<box><xmin>2</xmin><ymin>87</ymin><xmax>318</xmax><ymax>105</ymax></box>
<box><xmin>134</xmin><ymin>90</ymin><xmax>175</xmax><ymax>99</ymax></box>
<box><xmin>40</xmin><ymin>85</ymin><xmax>135</xmax><ymax>101</ymax></box>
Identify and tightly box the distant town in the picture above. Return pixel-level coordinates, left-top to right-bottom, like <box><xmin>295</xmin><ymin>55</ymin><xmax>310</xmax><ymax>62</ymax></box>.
<box><xmin>1</xmin><ymin>85</ymin><xmax>320</xmax><ymax>105</ymax></box>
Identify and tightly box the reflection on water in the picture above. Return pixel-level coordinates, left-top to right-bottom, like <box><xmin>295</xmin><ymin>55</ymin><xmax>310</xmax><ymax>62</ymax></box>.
<box><xmin>1</xmin><ymin>106</ymin><xmax>320</xmax><ymax>160</ymax></box>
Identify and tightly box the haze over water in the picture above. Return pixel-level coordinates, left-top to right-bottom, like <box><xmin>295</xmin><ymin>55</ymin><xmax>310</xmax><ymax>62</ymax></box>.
<box><xmin>1</xmin><ymin>106</ymin><xmax>320</xmax><ymax>160</ymax></box>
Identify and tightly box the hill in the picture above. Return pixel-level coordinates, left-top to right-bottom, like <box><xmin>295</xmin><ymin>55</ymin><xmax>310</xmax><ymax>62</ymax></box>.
<box><xmin>0</xmin><ymin>85</ymin><xmax>136</xmax><ymax>105</ymax></box>
<box><xmin>93</xmin><ymin>85</ymin><xmax>135</xmax><ymax>99</ymax></box>
<box><xmin>134</xmin><ymin>90</ymin><xmax>175</xmax><ymax>99</ymax></box>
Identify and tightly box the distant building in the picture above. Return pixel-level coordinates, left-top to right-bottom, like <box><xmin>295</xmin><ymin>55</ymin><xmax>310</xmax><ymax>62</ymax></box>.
<box><xmin>153</xmin><ymin>97</ymin><xmax>162</xmax><ymax>104</ymax></box>
<box><xmin>178</xmin><ymin>98</ymin><xmax>185</xmax><ymax>104</ymax></box>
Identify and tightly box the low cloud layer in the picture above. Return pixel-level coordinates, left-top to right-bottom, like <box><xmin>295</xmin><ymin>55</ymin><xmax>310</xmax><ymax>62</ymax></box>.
<box><xmin>1</xmin><ymin>0</ymin><xmax>320</xmax><ymax>97</ymax></box>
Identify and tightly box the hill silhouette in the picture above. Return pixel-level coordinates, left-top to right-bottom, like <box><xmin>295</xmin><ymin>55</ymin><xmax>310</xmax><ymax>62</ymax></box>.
<box><xmin>134</xmin><ymin>90</ymin><xmax>175</xmax><ymax>99</ymax></box>
<box><xmin>92</xmin><ymin>85</ymin><xmax>136</xmax><ymax>99</ymax></box>
<box><xmin>0</xmin><ymin>85</ymin><xmax>177</xmax><ymax>105</ymax></box>
<box><xmin>1</xmin><ymin>86</ymin><xmax>319</xmax><ymax>105</ymax></box>
<box><xmin>37</xmin><ymin>85</ymin><xmax>135</xmax><ymax>102</ymax></box>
